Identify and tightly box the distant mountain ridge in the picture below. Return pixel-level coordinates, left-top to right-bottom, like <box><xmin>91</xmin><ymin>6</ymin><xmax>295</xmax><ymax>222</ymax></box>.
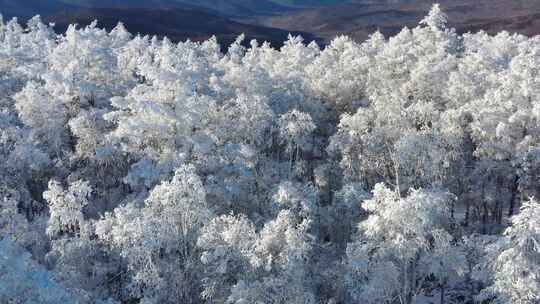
<box><xmin>0</xmin><ymin>0</ymin><xmax>322</xmax><ymax>48</ymax></box>
<box><xmin>0</xmin><ymin>0</ymin><xmax>350</xmax><ymax>18</ymax></box>
<box><xmin>2</xmin><ymin>0</ymin><xmax>540</xmax><ymax>48</ymax></box>
<box><xmin>0</xmin><ymin>0</ymin><xmax>76</xmax><ymax>18</ymax></box>
<box><xmin>43</xmin><ymin>7</ymin><xmax>322</xmax><ymax>48</ymax></box>
<box><xmin>255</xmin><ymin>0</ymin><xmax>540</xmax><ymax>43</ymax></box>
<box><xmin>56</xmin><ymin>0</ymin><xmax>287</xmax><ymax>16</ymax></box>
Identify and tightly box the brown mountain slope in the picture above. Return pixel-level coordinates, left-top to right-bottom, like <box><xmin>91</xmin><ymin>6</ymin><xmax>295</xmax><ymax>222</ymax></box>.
<box><xmin>46</xmin><ymin>7</ymin><xmax>322</xmax><ymax>48</ymax></box>
<box><xmin>253</xmin><ymin>0</ymin><xmax>540</xmax><ymax>42</ymax></box>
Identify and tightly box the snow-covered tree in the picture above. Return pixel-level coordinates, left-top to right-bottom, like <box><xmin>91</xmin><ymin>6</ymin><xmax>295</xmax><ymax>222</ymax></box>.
<box><xmin>0</xmin><ymin>238</ymin><xmax>77</xmax><ymax>304</ymax></box>
<box><xmin>481</xmin><ymin>199</ymin><xmax>540</xmax><ymax>304</ymax></box>
<box><xmin>345</xmin><ymin>184</ymin><xmax>465</xmax><ymax>304</ymax></box>
<box><xmin>278</xmin><ymin>110</ymin><xmax>316</xmax><ymax>172</ymax></box>
<box><xmin>197</xmin><ymin>214</ymin><xmax>256</xmax><ymax>302</ymax></box>
<box><xmin>44</xmin><ymin>180</ymin><xmax>92</xmax><ymax>237</ymax></box>
<box><xmin>229</xmin><ymin>210</ymin><xmax>316</xmax><ymax>304</ymax></box>
<box><xmin>96</xmin><ymin>165</ymin><xmax>212</xmax><ymax>303</ymax></box>
<box><xmin>14</xmin><ymin>81</ymin><xmax>67</xmax><ymax>156</ymax></box>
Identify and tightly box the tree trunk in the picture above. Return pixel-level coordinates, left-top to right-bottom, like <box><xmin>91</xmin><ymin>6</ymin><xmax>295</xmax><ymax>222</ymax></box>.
<box><xmin>495</xmin><ymin>200</ymin><xmax>502</xmax><ymax>225</ymax></box>
<box><xmin>440</xmin><ymin>285</ymin><xmax>445</xmax><ymax>304</ymax></box>
<box><xmin>464</xmin><ymin>198</ymin><xmax>470</xmax><ymax>227</ymax></box>
<box><xmin>508</xmin><ymin>174</ymin><xmax>519</xmax><ymax>217</ymax></box>
<box><xmin>482</xmin><ymin>201</ymin><xmax>488</xmax><ymax>234</ymax></box>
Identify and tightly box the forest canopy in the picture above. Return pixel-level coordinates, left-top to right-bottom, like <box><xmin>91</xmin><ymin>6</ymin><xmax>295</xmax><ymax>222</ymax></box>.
<box><xmin>1</xmin><ymin>4</ymin><xmax>540</xmax><ymax>304</ymax></box>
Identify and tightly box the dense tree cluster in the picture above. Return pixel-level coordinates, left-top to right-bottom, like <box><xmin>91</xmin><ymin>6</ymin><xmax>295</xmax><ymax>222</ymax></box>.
<box><xmin>1</xmin><ymin>5</ymin><xmax>540</xmax><ymax>304</ymax></box>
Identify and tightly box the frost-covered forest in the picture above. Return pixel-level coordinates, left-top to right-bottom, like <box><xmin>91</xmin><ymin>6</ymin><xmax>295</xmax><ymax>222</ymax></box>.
<box><xmin>1</xmin><ymin>4</ymin><xmax>540</xmax><ymax>304</ymax></box>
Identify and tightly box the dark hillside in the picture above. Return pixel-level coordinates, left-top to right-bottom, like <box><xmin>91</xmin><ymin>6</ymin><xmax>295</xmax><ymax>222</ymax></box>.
<box><xmin>0</xmin><ymin>0</ymin><xmax>77</xmax><ymax>18</ymax></box>
<box><xmin>46</xmin><ymin>7</ymin><xmax>322</xmax><ymax>48</ymax></box>
<box><xmin>254</xmin><ymin>0</ymin><xmax>540</xmax><ymax>42</ymax></box>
